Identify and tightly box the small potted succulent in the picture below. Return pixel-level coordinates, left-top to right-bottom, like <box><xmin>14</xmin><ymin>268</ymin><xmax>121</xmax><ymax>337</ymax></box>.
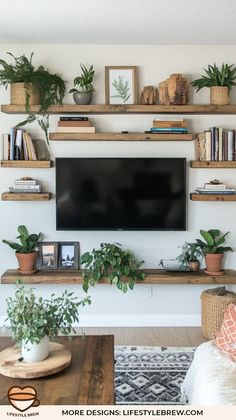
<box><xmin>80</xmin><ymin>242</ymin><xmax>145</xmax><ymax>293</ymax></box>
<box><xmin>2</xmin><ymin>225</ymin><xmax>41</xmax><ymax>274</ymax></box>
<box><xmin>196</xmin><ymin>229</ymin><xmax>233</xmax><ymax>275</ymax></box>
<box><xmin>191</xmin><ymin>63</ymin><xmax>236</xmax><ymax>105</ymax></box>
<box><xmin>177</xmin><ymin>242</ymin><xmax>202</xmax><ymax>271</ymax></box>
<box><xmin>69</xmin><ymin>64</ymin><xmax>95</xmax><ymax>105</ymax></box>
<box><xmin>6</xmin><ymin>283</ymin><xmax>90</xmax><ymax>362</ymax></box>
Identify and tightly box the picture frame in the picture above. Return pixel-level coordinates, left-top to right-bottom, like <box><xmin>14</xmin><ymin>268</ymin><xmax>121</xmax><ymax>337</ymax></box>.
<box><xmin>58</xmin><ymin>242</ymin><xmax>80</xmax><ymax>270</ymax></box>
<box><xmin>105</xmin><ymin>66</ymin><xmax>138</xmax><ymax>105</ymax></box>
<box><xmin>38</xmin><ymin>242</ymin><xmax>58</xmax><ymax>270</ymax></box>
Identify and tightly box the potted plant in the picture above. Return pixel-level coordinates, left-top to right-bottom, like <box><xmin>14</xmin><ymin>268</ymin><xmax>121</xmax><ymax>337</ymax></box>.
<box><xmin>69</xmin><ymin>64</ymin><xmax>95</xmax><ymax>105</ymax></box>
<box><xmin>191</xmin><ymin>63</ymin><xmax>236</xmax><ymax>105</ymax></box>
<box><xmin>6</xmin><ymin>283</ymin><xmax>90</xmax><ymax>362</ymax></box>
<box><xmin>177</xmin><ymin>242</ymin><xmax>202</xmax><ymax>271</ymax></box>
<box><xmin>80</xmin><ymin>242</ymin><xmax>146</xmax><ymax>293</ymax></box>
<box><xmin>0</xmin><ymin>52</ymin><xmax>66</xmax><ymax>143</ymax></box>
<box><xmin>196</xmin><ymin>229</ymin><xmax>233</xmax><ymax>275</ymax></box>
<box><xmin>2</xmin><ymin>225</ymin><xmax>41</xmax><ymax>274</ymax></box>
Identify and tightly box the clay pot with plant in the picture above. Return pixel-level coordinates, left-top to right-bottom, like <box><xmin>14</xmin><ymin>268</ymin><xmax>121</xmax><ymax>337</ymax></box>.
<box><xmin>177</xmin><ymin>242</ymin><xmax>202</xmax><ymax>272</ymax></box>
<box><xmin>191</xmin><ymin>63</ymin><xmax>236</xmax><ymax>105</ymax></box>
<box><xmin>80</xmin><ymin>242</ymin><xmax>145</xmax><ymax>293</ymax></box>
<box><xmin>6</xmin><ymin>283</ymin><xmax>90</xmax><ymax>362</ymax></box>
<box><xmin>69</xmin><ymin>64</ymin><xmax>95</xmax><ymax>105</ymax></box>
<box><xmin>196</xmin><ymin>229</ymin><xmax>233</xmax><ymax>275</ymax></box>
<box><xmin>0</xmin><ymin>52</ymin><xmax>66</xmax><ymax>143</ymax></box>
<box><xmin>2</xmin><ymin>225</ymin><xmax>41</xmax><ymax>274</ymax></box>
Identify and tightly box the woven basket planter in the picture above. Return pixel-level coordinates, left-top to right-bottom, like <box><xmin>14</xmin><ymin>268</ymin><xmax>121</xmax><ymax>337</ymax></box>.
<box><xmin>10</xmin><ymin>83</ymin><xmax>40</xmax><ymax>106</ymax></box>
<box><xmin>210</xmin><ymin>86</ymin><xmax>229</xmax><ymax>105</ymax></box>
<box><xmin>201</xmin><ymin>287</ymin><xmax>236</xmax><ymax>339</ymax></box>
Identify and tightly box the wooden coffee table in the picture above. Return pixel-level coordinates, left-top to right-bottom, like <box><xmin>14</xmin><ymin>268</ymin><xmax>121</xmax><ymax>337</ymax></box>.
<box><xmin>0</xmin><ymin>335</ymin><xmax>114</xmax><ymax>405</ymax></box>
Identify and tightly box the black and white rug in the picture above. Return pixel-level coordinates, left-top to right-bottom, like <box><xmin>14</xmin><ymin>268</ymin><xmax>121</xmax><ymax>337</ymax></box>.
<box><xmin>114</xmin><ymin>346</ymin><xmax>195</xmax><ymax>405</ymax></box>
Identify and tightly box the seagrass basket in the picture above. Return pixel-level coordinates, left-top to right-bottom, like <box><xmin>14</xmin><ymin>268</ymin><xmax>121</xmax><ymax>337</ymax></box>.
<box><xmin>210</xmin><ymin>86</ymin><xmax>229</xmax><ymax>105</ymax></box>
<box><xmin>201</xmin><ymin>287</ymin><xmax>236</xmax><ymax>339</ymax></box>
<box><xmin>10</xmin><ymin>83</ymin><xmax>40</xmax><ymax>105</ymax></box>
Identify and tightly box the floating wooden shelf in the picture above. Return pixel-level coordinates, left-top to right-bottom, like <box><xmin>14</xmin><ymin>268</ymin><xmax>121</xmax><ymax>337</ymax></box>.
<box><xmin>2</xmin><ymin>104</ymin><xmax>236</xmax><ymax>114</ymax></box>
<box><xmin>1</xmin><ymin>269</ymin><xmax>236</xmax><ymax>285</ymax></box>
<box><xmin>1</xmin><ymin>160</ymin><xmax>53</xmax><ymax>168</ymax></box>
<box><xmin>190</xmin><ymin>161</ymin><xmax>236</xmax><ymax>168</ymax></box>
<box><xmin>190</xmin><ymin>193</ymin><xmax>236</xmax><ymax>201</ymax></box>
<box><xmin>49</xmin><ymin>132</ymin><xmax>193</xmax><ymax>142</ymax></box>
<box><xmin>1</xmin><ymin>192</ymin><xmax>52</xmax><ymax>201</ymax></box>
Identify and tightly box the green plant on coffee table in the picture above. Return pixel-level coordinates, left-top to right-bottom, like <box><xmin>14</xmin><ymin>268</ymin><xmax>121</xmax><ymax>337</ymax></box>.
<box><xmin>191</xmin><ymin>63</ymin><xmax>236</xmax><ymax>91</ymax></box>
<box><xmin>177</xmin><ymin>242</ymin><xmax>202</xmax><ymax>269</ymax></box>
<box><xmin>80</xmin><ymin>242</ymin><xmax>146</xmax><ymax>293</ymax></box>
<box><xmin>196</xmin><ymin>229</ymin><xmax>233</xmax><ymax>255</ymax></box>
<box><xmin>6</xmin><ymin>283</ymin><xmax>91</xmax><ymax>345</ymax></box>
<box><xmin>2</xmin><ymin>225</ymin><xmax>41</xmax><ymax>253</ymax></box>
<box><xmin>69</xmin><ymin>64</ymin><xmax>95</xmax><ymax>93</ymax></box>
<box><xmin>0</xmin><ymin>52</ymin><xmax>66</xmax><ymax>143</ymax></box>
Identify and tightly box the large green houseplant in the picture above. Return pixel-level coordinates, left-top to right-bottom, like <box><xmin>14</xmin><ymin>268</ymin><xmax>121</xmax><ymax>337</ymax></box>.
<box><xmin>196</xmin><ymin>229</ymin><xmax>233</xmax><ymax>275</ymax></box>
<box><xmin>6</xmin><ymin>283</ymin><xmax>90</xmax><ymax>362</ymax></box>
<box><xmin>80</xmin><ymin>242</ymin><xmax>146</xmax><ymax>293</ymax></box>
<box><xmin>69</xmin><ymin>64</ymin><xmax>95</xmax><ymax>105</ymax></box>
<box><xmin>191</xmin><ymin>63</ymin><xmax>236</xmax><ymax>105</ymax></box>
<box><xmin>0</xmin><ymin>52</ymin><xmax>66</xmax><ymax>143</ymax></box>
<box><xmin>2</xmin><ymin>225</ymin><xmax>41</xmax><ymax>274</ymax></box>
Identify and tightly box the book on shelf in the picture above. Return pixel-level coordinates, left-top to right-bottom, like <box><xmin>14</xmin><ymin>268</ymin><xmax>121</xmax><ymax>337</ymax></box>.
<box><xmin>195</xmin><ymin>189</ymin><xmax>236</xmax><ymax>195</ymax></box>
<box><xmin>9</xmin><ymin>188</ymin><xmax>42</xmax><ymax>193</ymax></box>
<box><xmin>196</xmin><ymin>127</ymin><xmax>236</xmax><ymax>161</ymax></box>
<box><xmin>150</xmin><ymin>127</ymin><xmax>187</xmax><ymax>133</ymax></box>
<box><xmin>3</xmin><ymin>129</ymin><xmax>49</xmax><ymax>162</ymax></box>
<box><xmin>153</xmin><ymin>120</ymin><xmax>187</xmax><ymax>128</ymax></box>
<box><xmin>153</xmin><ymin>116</ymin><xmax>184</xmax><ymax>122</ymax></box>
<box><xmin>58</xmin><ymin>120</ymin><xmax>91</xmax><ymax>127</ymax></box>
<box><xmin>12</xmin><ymin>184</ymin><xmax>40</xmax><ymax>190</ymax></box>
<box><xmin>14</xmin><ymin>178</ymin><xmax>37</xmax><ymax>185</ymax></box>
<box><xmin>2</xmin><ymin>134</ymin><xmax>10</xmax><ymax>160</ymax></box>
<box><xmin>60</xmin><ymin>117</ymin><xmax>89</xmax><ymax>121</ymax></box>
<box><xmin>57</xmin><ymin>126</ymin><xmax>96</xmax><ymax>133</ymax></box>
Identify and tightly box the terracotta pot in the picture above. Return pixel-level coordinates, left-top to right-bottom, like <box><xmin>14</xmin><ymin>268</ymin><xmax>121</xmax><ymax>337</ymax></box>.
<box><xmin>210</xmin><ymin>86</ymin><xmax>229</xmax><ymax>105</ymax></box>
<box><xmin>204</xmin><ymin>253</ymin><xmax>224</xmax><ymax>276</ymax></box>
<box><xmin>189</xmin><ymin>261</ymin><xmax>200</xmax><ymax>272</ymax></box>
<box><xmin>15</xmin><ymin>251</ymin><xmax>38</xmax><ymax>274</ymax></box>
<box><xmin>10</xmin><ymin>83</ymin><xmax>40</xmax><ymax>106</ymax></box>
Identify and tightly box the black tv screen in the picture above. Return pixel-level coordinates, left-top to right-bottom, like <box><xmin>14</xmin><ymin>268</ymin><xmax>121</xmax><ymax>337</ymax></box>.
<box><xmin>56</xmin><ymin>157</ymin><xmax>186</xmax><ymax>231</ymax></box>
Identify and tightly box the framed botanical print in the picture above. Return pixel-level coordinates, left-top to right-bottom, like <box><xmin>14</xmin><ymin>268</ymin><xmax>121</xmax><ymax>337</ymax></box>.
<box><xmin>105</xmin><ymin>66</ymin><xmax>138</xmax><ymax>105</ymax></box>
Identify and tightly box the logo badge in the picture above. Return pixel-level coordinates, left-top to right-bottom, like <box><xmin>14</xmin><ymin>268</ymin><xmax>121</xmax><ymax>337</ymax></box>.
<box><xmin>8</xmin><ymin>386</ymin><xmax>40</xmax><ymax>412</ymax></box>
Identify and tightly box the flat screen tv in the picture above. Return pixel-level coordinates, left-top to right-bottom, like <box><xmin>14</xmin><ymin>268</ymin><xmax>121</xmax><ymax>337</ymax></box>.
<box><xmin>56</xmin><ymin>157</ymin><xmax>186</xmax><ymax>231</ymax></box>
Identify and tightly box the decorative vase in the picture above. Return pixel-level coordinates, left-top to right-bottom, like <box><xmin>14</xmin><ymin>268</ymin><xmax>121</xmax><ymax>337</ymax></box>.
<box><xmin>72</xmin><ymin>91</ymin><xmax>93</xmax><ymax>105</ymax></box>
<box><xmin>21</xmin><ymin>336</ymin><xmax>49</xmax><ymax>363</ymax></box>
<box><xmin>204</xmin><ymin>253</ymin><xmax>224</xmax><ymax>276</ymax></box>
<box><xmin>15</xmin><ymin>251</ymin><xmax>37</xmax><ymax>274</ymax></box>
<box><xmin>210</xmin><ymin>86</ymin><xmax>229</xmax><ymax>105</ymax></box>
<box><xmin>10</xmin><ymin>83</ymin><xmax>40</xmax><ymax>106</ymax></box>
<box><xmin>189</xmin><ymin>261</ymin><xmax>200</xmax><ymax>272</ymax></box>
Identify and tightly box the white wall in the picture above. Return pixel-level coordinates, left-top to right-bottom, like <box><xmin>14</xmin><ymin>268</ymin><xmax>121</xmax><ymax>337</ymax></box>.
<box><xmin>0</xmin><ymin>45</ymin><xmax>236</xmax><ymax>328</ymax></box>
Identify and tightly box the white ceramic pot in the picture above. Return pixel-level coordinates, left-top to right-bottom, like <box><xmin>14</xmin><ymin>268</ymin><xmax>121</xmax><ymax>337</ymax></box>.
<box><xmin>21</xmin><ymin>336</ymin><xmax>49</xmax><ymax>363</ymax></box>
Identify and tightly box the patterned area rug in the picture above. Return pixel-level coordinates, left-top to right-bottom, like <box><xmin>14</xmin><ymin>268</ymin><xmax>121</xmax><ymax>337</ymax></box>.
<box><xmin>114</xmin><ymin>346</ymin><xmax>195</xmax><ymax>405</ymax></box>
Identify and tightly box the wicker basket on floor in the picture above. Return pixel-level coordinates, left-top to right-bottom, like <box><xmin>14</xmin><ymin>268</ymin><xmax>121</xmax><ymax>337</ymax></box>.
<box><xmin>201</xmin><ymin>287</ymin><xmax>236</xmax><ymax>339</ymax></box>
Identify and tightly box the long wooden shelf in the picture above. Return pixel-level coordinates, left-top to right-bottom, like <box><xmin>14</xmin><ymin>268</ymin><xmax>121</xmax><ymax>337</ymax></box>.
<box><xmin>1</xmin><ymin>269</ymin><xmax>236</xmax><ymax>285</ymax></box>
<box><xmin>190</xmin><ymin>193</ymin><xmax>236</xmax><ymax>201</ymax></box>
<box><xmin>49</xmin><ymin>132</ymin><xmax>193</xmax><ymax>142</ymax></box>
<box><xmin>3</xmin><ymin>104</ymin><xmax>236</xmax><ymax>114</ymax></box>
<box><xmin>191</xmin><ymin>161</ymin><xmax>236</xmax><ymax>168</ymax></box>
<box><xmin>1</xmin><ymin>160</ymin><xmax>53</xmax><ymax>168</ymax></box>
<box><xmin>1</xmin><ymin>192</ymin><xmax>52</xmax><ymax>201</ymax></box>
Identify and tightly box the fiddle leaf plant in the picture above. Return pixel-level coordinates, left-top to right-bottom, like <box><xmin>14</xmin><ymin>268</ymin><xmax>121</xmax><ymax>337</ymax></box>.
<box><xmin>196</xmin><ymin>229</ymin><xmax>233</xmax><ymax>255</ymax></box>
<box><xmin>80</xmin><ymin>242</ymin><xmax>146</xmax><ymax>293</ymax></box>
<box><xmin>2</xmin><ymin>225</ymin><xmax>41</xmax><ymax>253</ymax></box>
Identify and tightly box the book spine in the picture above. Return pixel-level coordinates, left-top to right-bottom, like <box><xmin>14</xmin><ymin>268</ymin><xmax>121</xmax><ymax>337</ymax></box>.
<box><xmin>10</xmin><ymin>128</ymin><xmax>15</xmax><ymax>160</ymax></box>
<box><xmin>224</xmin><ymin>132</ymin><xmax>228</xmax><ymax>160</ymax></box>
<box><xmin>214</xmin><ymin>127</ymin><xmax>219</xmax><ymax>161</ymax></box>
<box><xmin>210</xmin><ymin>127</ymin><xmax>215</xmax><ymax>161</ymax></box>
<box><xmin>58</xmin><ymin>121</ymin><xmax>91</xmax><ymax>127</ymax></box>
<box><xmin>152</xmin><ymin>121</ymin><xmax>187</xmax><ymax>128</ymax></box>
<box><xmin>60</xmin><ymin>117</ymin><xmax>89</xmax><ymax>121</ymax></box>
<box><xmin>228</xmin><ymin>130</ymin><xmax>234</xmax><ymax>161</ymax></box>
<box><xmin>3</xmin><ymin>134</ymin><xmax>10</xmax><ymax>160</ymax></box>
<box><xmin>150</xmin><ymin>127</ymin><xmax>187</xmax><ymax>132</ymax></box>
<box><xmin>205</xmin><ymin>131</ymin><xmax>211</xmax><ymax>161</ymax></box>
<box><xmin>218</xmin><ymin>128</ymin><xmax>223</xmax><ymax>161</ymax></box>
<box><xmin>57</xmin><ymin>127</ymin><xmax>96</xmax><ymax>133</ymax></box>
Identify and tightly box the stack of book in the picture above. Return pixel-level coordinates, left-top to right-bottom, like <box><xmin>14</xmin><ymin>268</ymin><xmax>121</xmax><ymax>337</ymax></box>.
<box><xmin>9</xmin><ymin>178</ymin><xmax>41</xmax><ymax>194</ymax></box>
<box><xmin>196</xmin><ymin>127</ymin><xmax>236</xmax><ymax>161</ymax></box>
<box><xmin>148</xmin><ymin>117</ymin><xmax>188</xmax><ymax>134</ymax></box>
<box><xmin>3</xmin><ymin>129</ymin><xmax>38</xmax><ymax>161</ymax></box>
<box><xmin>195</xmin><ymin>181</ymin><xmax>236</xmax><ymax>195</ymax></box>
<box><xmin>57</xmin><ymin>117</ymin><xmax>95</xmax><ymax>133</ymax></box>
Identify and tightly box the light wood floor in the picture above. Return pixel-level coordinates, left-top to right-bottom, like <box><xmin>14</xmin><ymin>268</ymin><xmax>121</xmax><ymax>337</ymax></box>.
<box><xmin>0</xmin><ymin>327</ymin><xmax>206</xmax><ymax>347</ymax></box>
<box><xmin>74</xmin><ymin>327</ymin><xmax>206</xmax><ymax>346</ymax></box>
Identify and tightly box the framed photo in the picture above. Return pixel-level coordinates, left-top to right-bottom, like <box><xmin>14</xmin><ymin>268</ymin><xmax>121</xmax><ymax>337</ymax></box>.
<box><xmin>38</xmin><ymin>242</ymin><xmax>58</xmax><ymax>270</ymax></box>
<box><xmin>58</xmin><ymin>242</ymin><xmax>80</xmax><ymax>270</ymax></box>
<box><xmin>105</xmin><ymin>66</ymin><xmax>138</xmax><ymax>105</ymax></box>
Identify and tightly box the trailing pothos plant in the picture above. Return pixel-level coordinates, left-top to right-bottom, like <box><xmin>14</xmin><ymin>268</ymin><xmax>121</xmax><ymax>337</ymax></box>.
<box><xmin>6</xmin><ymin>283</ymin><xmax>91</xmax><ymax>345</ymax></box>
<box><xmin>0</xmin><ymin>52</ymin><xmax>66</xmax><ymax>143</ymax></box>
<box><xmin>80</xmin><ymin>242</ymin><xmax>146</xmax><ymax>293</ymax></box>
